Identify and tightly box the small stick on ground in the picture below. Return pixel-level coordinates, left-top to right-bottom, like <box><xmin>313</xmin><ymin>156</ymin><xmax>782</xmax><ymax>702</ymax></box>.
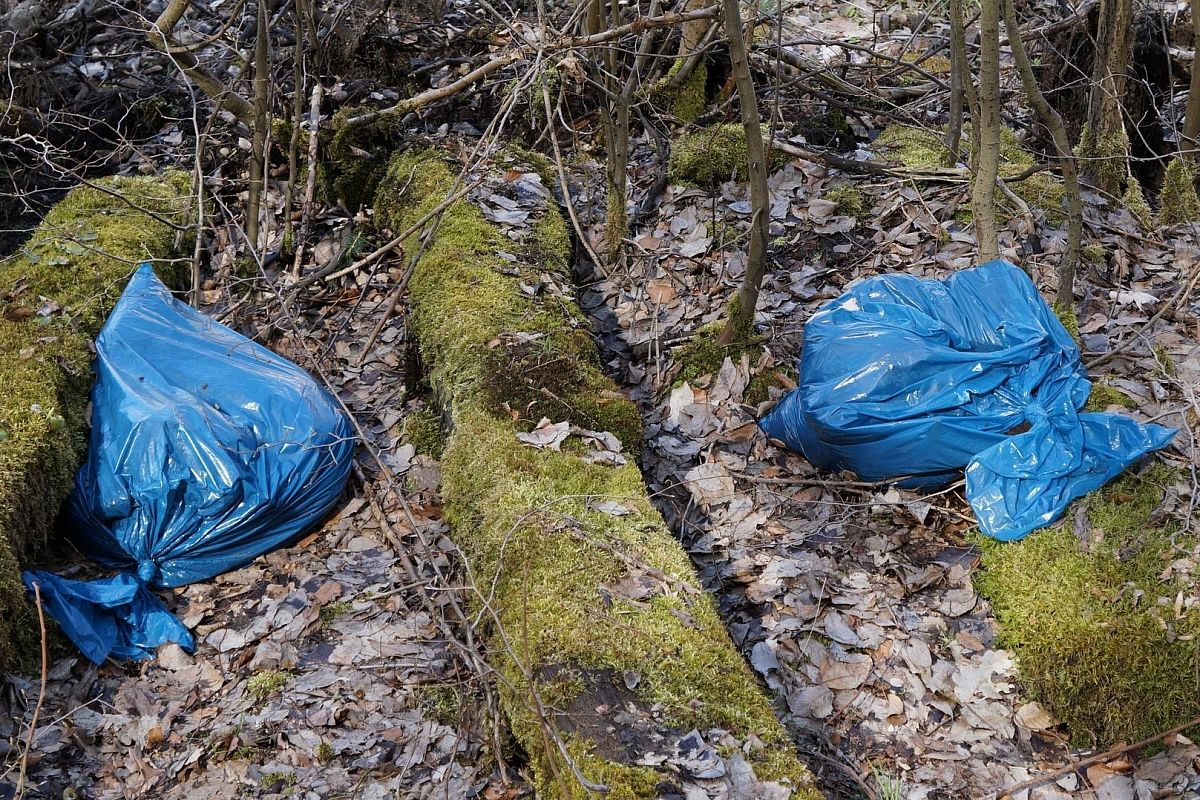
<box><xmin>14</xmin><ymin>582</ymin><xmax>48</xmax><ymax>800</ymax></box>
<box><xmin>997</xmin><ymin>715</ymin><xmax>1200</xmax><ymax>799</ymax></box>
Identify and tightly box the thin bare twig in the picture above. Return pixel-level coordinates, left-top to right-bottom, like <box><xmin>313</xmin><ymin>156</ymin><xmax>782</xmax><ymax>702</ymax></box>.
<box><xmin>14</xmin><ymin>582</ymin><xmax>48</xmax><ymax>800</ymax></box>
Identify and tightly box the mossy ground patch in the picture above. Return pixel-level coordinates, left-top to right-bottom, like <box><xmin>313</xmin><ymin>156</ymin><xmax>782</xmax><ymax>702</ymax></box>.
<box><xmin>976</xmin><ymin>463</ymin><xmax>1195</xmax><ymax>747</ymax></box>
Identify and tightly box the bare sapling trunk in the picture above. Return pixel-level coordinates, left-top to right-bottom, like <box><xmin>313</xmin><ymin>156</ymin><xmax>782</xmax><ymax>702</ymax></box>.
<box><xmin>971</xmin><ymin>0</ymin><xmax>1001</xmax><ymax>262</ymax></box>
<box><xmin>1081</xmin><ymin>0</ymin><xmax>1132</xmax><ymax>195</ymax></box>
<box><xmin>1183</xmin><ymin>0</ymin><xmax>1200</xmax><ymax>159</ymax></box>
<box><xmin>283</xmin><ymin>3</ymin><xmax>305</xmax><ymax>256</ymax></box>
<box><xmin>246</xmin><ymin>0</ymin><xmax>270</xmax><ymax>255</ymax></box>
<box><xmin>959</xmin><ymin>15</ymin><xmax>982</xmax><ymax>170</ymax></box>
<box><xmin>588</xmin><ymin>0</ymin><xmax>629</xmax><ymax>265</ymax></box>
<box><xmin>1003</xmin><ymin>0</ymin><xmax>1082</xmax><ymax>307</ymax></box>
<box><xmin>717</xmin><ymin>0</ymin><xmax>770</xmax><ymax>345</ymax></box>
<box><xmin>944</xmin><ymin>0</ymin><xmax>966</xmax><ymax>166</ymax></box>
<box><xmin>292</xmin><ymin>81</ymin><xmax>323</xmax><ymax>275</ymax></box>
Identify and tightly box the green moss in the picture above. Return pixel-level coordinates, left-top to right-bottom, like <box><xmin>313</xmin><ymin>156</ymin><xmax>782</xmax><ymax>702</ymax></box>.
<box><xmin>1084</xmin><ymin>382</ymin><xmax>1136</xmax><ymax>411</ymax></box>
<box><xmin>745</xmin><ymin>366</ymin><xmax>794</xmax><ymax>405</ymax></box>
<box><xmin>314</xmin><ymin>741</ymin><xmax>335</xmax><ymax>764</ymax></box>
<box><xmin>1082</xmin><ymin>242</ymin><xmax>1106</xmax><ymax>266</ymax></box>
<box><xmin>246</xmin><ymin>669</ymin><xmax>291</xmax><ymax>701</ymax></box>
<box><xmin>260</xmin><ymin>772</ymin><xmax>296</xmax><ymax>789</ymax></box>
<box><xmin>0</xmin><ymin>174</ymin><xmax>187</xmax><ymax>668</ymax></box>
<box><xmin>976</xmin><ymin>463</ymin><xmax>1197</xmax><ymax>747</ymax></box>
<box><xmin>876</xmin><ymin>125</ymin><xmax>949</xmax><ymax>170</ymax></box>
<box><xmin>231</xmin><ymin>743</ymin><xmax>267</xmax><ymax>761</ymax></box>
<box><xmin>401</xmin><ymin>407</ymin><xmax>445</xmax><ymax>458</ymax></box>
<box><xmin>824</xmin><ymin>184</ymin><xmax>868</xmax><ymax>218</ymax></box>
<box><xmin>1153</xmin><ymin>344</ymin><xmax>1176</xmax><ymax>377</ymax></box>
<box><xmin>420</xmin><ymin>684</ymin><xmax>466</xmax><ymax>725</ymax></box>
<box><xmin>326</xmin><ymin>108</ymin><xmax>406</xmax><ymax>210</ymax></box>
<box><xmin>674</xmin><ymin>321</ymin><xmax>762</xmax><ymax>386</ymax></box>
<box><xmin>529</xmin><ymin>204</ymin><xmax>573</xmax><ymax>265</ymax></box>
<box><xmin>879</xmin><ymin>125</ymin><xmax>1066</xmax><ymax>224</ymax></box>
<box><xmin>1122</xmin><ymin>179</ymin><xmax>1153</xmax><ymax>227</ymax></box>
<box><xmin>1053</xmin><ymin>302</ymin><xmax>1080</xmax><ymax>343</ymax></box>
<box><xmin>391</xmin><ymin>151</ymin><xmax>819</xmax><ymax>798</ymax></box>
<box><xmin>1159</xmin><ymin>157</ymin><xmax>1200</xmax><ymax>226</ymax></box>
<box><xmin>375</xmin><ymin>151</ymin><xmax>642</xmax><ymax>454</ymax></box>
<box><xmin>668</xmin><ymin>124</ymin><xmax>789</xmax><ymax>188</ymax></box>
<box><xmin>650</xmin><ymin>61</ymin><xmax>709</xmax><ymax>122</ymax></box>
<box><xmin>1077</xmin><ymin>123</ymin><xmax>1130</xmax><ymax>195</ymax></box>
<box><xmin>894</xmin><ymin>52</ymin><xmax>951</xmax><ymax>86</ymax></box>
<box><xmin>318</xmin><ymin>601</ymin><xmax>352</xmax><ymax>626</ymax></box>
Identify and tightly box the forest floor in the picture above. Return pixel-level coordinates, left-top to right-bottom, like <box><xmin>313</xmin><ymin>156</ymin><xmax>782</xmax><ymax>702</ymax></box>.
<box><xmin>572</xmin><ymin>139</ymin><xmax>1200</xmax><ymax>799</ymax></box>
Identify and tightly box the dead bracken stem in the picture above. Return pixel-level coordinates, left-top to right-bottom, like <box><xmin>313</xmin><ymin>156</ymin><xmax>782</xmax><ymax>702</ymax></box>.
<box><xmin>14</xmin><ymin>582</ymin><xmax>48</xmax><ymax>800</ymax></box>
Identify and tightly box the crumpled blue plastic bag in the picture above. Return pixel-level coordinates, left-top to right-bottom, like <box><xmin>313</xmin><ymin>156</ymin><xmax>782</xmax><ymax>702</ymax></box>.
<box><xmin>23</xmin><ymin>265</ymin><xmax>355</xmax><ymax>662</ymax></box>
<box><xmin>758</xmin><ymin>260</ymin><xmax>1175</xmax><ymax>540</ymax></box>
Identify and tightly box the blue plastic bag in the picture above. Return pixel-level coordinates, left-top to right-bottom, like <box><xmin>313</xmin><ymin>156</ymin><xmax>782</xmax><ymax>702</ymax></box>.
<box><xmin>758</xmin><ymin>260</ymin><xmax>1175</xmax><ymax>540</ymax></box>
<box><xmin>23</xmin><ymin>266</ymin><xmax>355</xmax><ymax>662</ymax></box>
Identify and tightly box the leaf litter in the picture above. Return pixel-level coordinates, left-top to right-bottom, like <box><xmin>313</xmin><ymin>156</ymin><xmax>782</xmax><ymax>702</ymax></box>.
<box><xmin>573</xmin><ymin>117</ymin><xmax>1200</xmax><ymax>798</ymax></box>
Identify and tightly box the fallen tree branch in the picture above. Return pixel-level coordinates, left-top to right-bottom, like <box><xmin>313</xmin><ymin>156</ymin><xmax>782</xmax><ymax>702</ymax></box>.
<box><xmin>147</xmin><ymin>0</ymin><xmax>255</xmax><ymax>124</ymax></box>
<box><xmin>995</xmin><ymin>714</ymin><xmax>1200</xmax><ymax>800</ymax></box>
<box><xmin>340</xmin><ymin>4</ymin><xmax>722</xmax><ymax>128</ymax></box>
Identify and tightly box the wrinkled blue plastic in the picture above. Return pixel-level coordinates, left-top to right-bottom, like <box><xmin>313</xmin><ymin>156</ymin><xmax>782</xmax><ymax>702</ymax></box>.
<box><xmin>23</xmin><ymin>265</ymin><xmax>355</xmax><ymax>662</ymax></box>
<box><xmin>759</xmin><ymin>260</ymin><xmax>1175</xmax><ymax>540</ymax></box>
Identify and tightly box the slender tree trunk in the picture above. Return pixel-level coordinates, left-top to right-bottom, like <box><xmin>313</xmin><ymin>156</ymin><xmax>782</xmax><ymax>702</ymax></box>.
<box><xmin>717</xmin><ymin>0</ymin><xmax>770</xmax><ymax>345</ymax></box>
<box><xmin>292</xmin><ymin>81</ymin><xmax>323</xmax><ymax>275</ymax></box>
<box><xmin>1004</xmin><ymin>0</ymin><xmax>1082</xmax><ymax>307</ymax></box>
<box><xmin>283</xmin><ymin>3</ymin><xmax>304</xmax><ymax>256</ymax></box>
<box><xmin>587</xmin><ymin>0</ymin><xmax>628</xmax><ymax>265</ymax></box>
<box><xmin>944</xmin><ymin>0</ymin><xmax>966</xmax><ymax>166</ymax></box>
<box><xmin>960</xmin><ymin>18</ymin><xmax>981</xmax><ymax>171</ymax></box>
<box><xmin>1082</xmin><ymin>0</ymin><xmax>1132</xmax><ymax>194</ymax></box>
<box><xmin>246</xmin><ymin>0</ymin><xmax>270</xmax><ymax>254</ymax></box>
<box><xmin>972</xmin><ymin>0</ymin><xmax>1001</xmax><ymax>261</ymax></box>
<box><xmin>1183</xmin><ymin>0</ymin><xmax>1200</xmax><ymax>159</ymax></box>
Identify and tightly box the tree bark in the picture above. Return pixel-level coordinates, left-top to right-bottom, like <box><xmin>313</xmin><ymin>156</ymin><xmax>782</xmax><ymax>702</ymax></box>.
<box><xmin>284</xmin><ymin>2</ymin><xmax>305</xmax><ymax>256</ymax></box>
<box><xmin>246</xmin><ymin>0</ymin><xmax>270</xmax><ymax>253</ymax></box>
<box><xmin>1183</xmin><ymin>0</ymin><xmax>1200</xmax><ymax>159</ymax></box>
<box><xmin>971</xmin><ymin>0</ymin><xmax>1001</xmax><ymax>262</ymax></box>
<box><xmin>1004</xmin><ymin>0</ymin><xmax>1082</xmax><ymax>307</ymax></box>
<box><xmin>717</xmin><ymin>0</ymin><xmax>770</xmax><ymax>345</ymax></box>
<box><xmin>1082</xmin><ymin>0</ymin><xmax>1132</xmax><ymax>194</ymax></box>
<box><xmin>945</xmin><ymin>0</ymin><xmax>966</xmax><ymax>166</ymax></box>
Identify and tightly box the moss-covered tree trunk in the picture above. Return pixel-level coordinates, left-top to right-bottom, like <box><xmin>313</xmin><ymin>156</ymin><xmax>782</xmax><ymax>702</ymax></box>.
<box><xmin>375</xmin><ymin>151</ymin><xmax>820</xmax><ymax>799</ymax></box>
<box><xmin>0</xmin><ymin>174</ymin><xmax>189</xmax><ymax>667</ymax></box>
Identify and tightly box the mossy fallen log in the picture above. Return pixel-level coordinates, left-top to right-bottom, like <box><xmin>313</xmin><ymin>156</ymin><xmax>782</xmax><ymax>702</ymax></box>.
<box><xmin>381</xmin><ymin>151</ymin><xmax>820</xmax><ymax>799</ymax></box>
<box><xmin>0</xmin><ymin>174</ymin><xmax>189</xmax><ymax>667</ymax></box>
